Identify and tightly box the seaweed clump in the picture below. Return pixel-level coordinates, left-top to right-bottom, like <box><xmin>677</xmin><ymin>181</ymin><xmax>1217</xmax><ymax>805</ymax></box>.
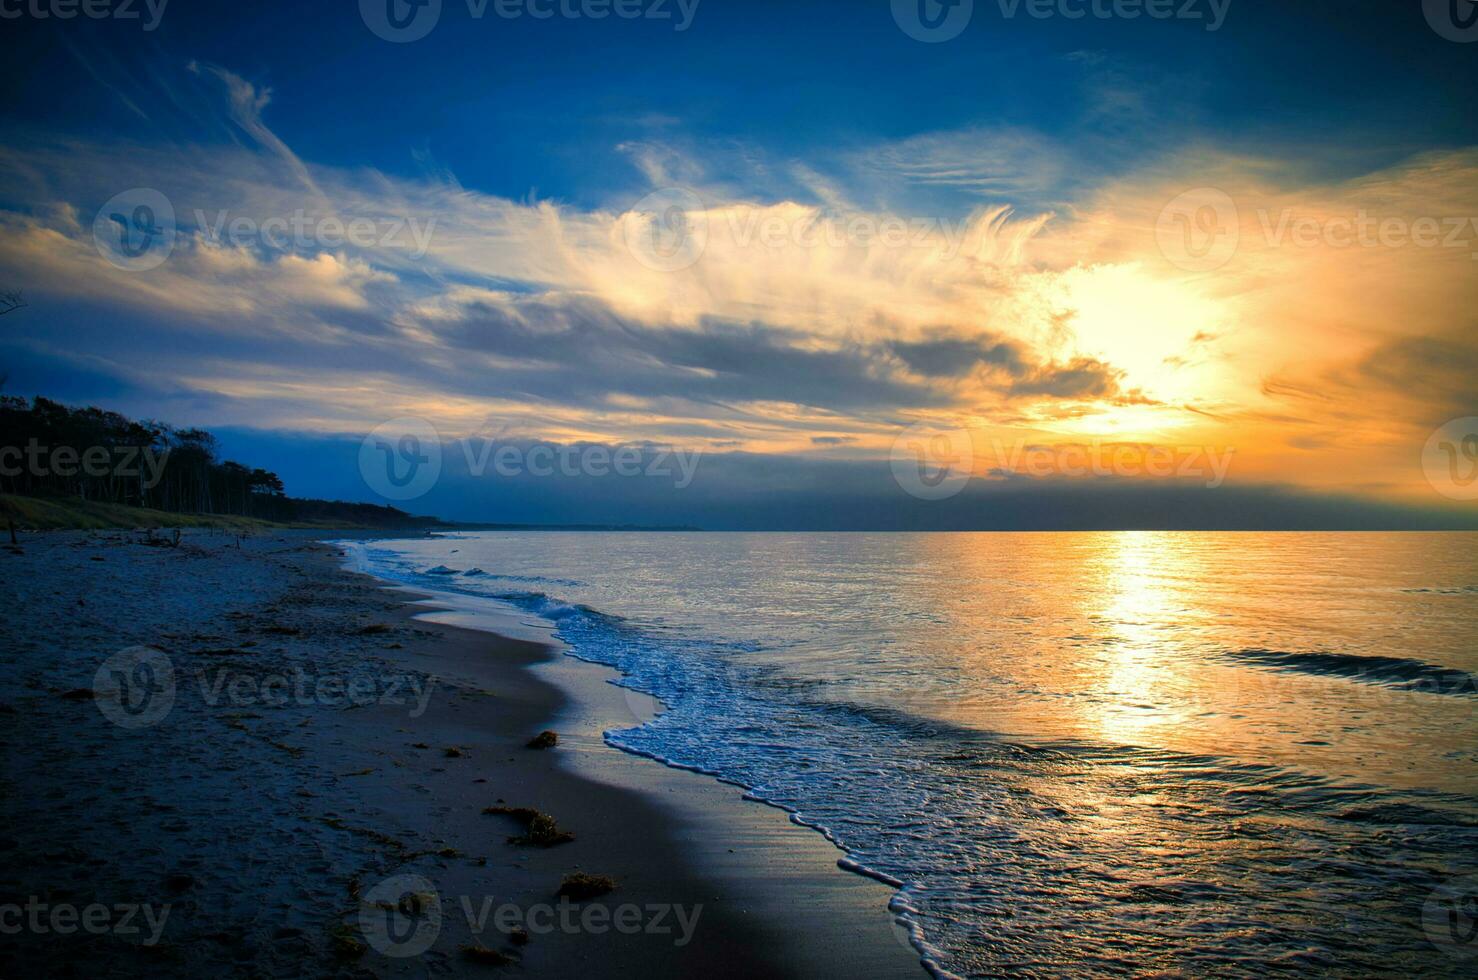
<box><xmin>482</xmin><ymin>806</ymin><xmax>574</xmax><ymax>847</ymax></box>
<box><xmin>525</xmin><ymin>730</ymin><xmax>558</xmax><ymax>750</ymax></box>
<box><xmin>556</xmin><ymin>873</ymin><xmax>617</xmax><ymax>901</ymax></box>
<box><xmin>461</xmin><ymin>944</ymin><xmax>516</xmax><ymax>965</ymax></box>
<box><xmin>330</xmin><ymin>924</ymin><xmax>365</xmax><ymax>960</ymax></box>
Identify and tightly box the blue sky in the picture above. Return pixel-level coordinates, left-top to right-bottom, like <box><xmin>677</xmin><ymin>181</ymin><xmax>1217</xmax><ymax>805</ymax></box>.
<box><xmin>1</xmin><ymin>0</ymin><xmax>1476</xmax><ymax>527</ymax></box>
<box><xmin>6</xmin><ymin>1</ymin><xmax>1473</xmax><ymax>209</ymax></box>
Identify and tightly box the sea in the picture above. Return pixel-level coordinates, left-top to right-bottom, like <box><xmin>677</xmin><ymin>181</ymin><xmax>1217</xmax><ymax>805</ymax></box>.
<box><xmin>342</xmin><ymin>530</ymin><xmax>1478</xmax><ymax>977</ymax></box>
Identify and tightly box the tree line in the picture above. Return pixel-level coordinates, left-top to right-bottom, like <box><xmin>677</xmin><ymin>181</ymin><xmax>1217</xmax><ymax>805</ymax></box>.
<box><xmin>0</xmin><ymin>395</ymin><xmax>294</xmax><ymax>519</ymax></box>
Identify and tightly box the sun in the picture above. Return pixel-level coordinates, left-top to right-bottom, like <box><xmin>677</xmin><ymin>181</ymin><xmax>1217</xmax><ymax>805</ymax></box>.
<box><xmin>1007</xmin><ymin>262</ymin><xmax>1238</xmax><ymax>437</ymax></box>
<box><xmin>1060</xmin><ymin>263</ymin><xmax>1230</xmax><ymax>400</ymax></box>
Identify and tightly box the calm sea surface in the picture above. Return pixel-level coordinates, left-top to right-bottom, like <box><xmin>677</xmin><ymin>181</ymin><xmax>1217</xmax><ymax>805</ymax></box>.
<box><xmin>347</xmin><ymin>531</ymin><xmax>1478</xmax><ymax>977</ymax></box>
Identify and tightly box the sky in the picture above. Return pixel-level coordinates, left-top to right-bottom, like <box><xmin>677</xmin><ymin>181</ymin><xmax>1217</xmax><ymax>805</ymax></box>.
<box><xmin>0</xmin><ymin>0</ymin><xmax>1476</xmax><ymax>528</ymax></box>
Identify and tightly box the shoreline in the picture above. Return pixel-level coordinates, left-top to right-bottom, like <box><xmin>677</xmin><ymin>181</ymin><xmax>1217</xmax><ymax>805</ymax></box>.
<box><xmin>333</xmin><ymin>536</ymin><xmax>928</xmax><ymax>978</ymax></box>
<box><xmin>0</xmin><ymin>528</ymin><xmax>923</xmax><ymax>977</ymax></box>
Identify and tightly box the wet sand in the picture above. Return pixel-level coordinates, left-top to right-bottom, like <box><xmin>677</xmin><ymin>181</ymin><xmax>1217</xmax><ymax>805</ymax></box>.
<box><xmin>0</xmin><ymin>529</ymin><xmax>922</xmax><ymax>977</ymax></box>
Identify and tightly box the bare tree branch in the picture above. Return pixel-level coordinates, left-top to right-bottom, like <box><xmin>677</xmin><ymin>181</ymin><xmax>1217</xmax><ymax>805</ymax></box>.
<box><xmin>0</xmin><ymin>291</ymin><xmax>26</xmax><ymax>316</ymax></box>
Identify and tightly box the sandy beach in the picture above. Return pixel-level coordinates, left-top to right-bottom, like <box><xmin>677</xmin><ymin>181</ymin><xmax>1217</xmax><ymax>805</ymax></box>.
<box><xmin>0</xmin><ymin>529</ymin><xmax>923</xmax><ymax>978</ymax></box>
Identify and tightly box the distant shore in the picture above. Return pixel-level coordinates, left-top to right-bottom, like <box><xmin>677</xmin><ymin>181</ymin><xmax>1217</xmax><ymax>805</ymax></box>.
<box><xmin>0</xmin><ymin>493</ymin><xmax>702</xmax><ymax>534</ymax></box>
<box><xmin>0</xmin><ymin>528</ymin><xmax>919</xmax><ymax>977</ymax></box>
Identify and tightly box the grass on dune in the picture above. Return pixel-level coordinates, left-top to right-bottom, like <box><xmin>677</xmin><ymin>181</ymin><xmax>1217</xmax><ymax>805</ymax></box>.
<box><xmin>0</xmin><ymin>494</ymin><xmax>377</xmax><ymax>531</ymax></box>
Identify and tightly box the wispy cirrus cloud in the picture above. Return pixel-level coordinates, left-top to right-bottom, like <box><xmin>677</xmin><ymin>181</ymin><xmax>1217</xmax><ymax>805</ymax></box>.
<box><xmin>0</xmin><ymin>59</ymin><xmax>1474</xmax><ymax>503</ymax></box>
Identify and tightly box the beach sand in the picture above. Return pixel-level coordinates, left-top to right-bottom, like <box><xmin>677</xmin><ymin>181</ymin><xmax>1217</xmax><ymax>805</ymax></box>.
<box><xmin>0</xmin><ymin>529</ymin><xmax>923</xmax><ymax>977</ymax></box>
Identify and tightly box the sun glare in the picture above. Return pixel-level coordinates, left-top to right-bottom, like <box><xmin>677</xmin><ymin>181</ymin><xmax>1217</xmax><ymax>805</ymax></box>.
<box><xmin>1057</xmin><ymin>263</ymin><xmax>1231</xmax><ymax>406</ymax></box>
